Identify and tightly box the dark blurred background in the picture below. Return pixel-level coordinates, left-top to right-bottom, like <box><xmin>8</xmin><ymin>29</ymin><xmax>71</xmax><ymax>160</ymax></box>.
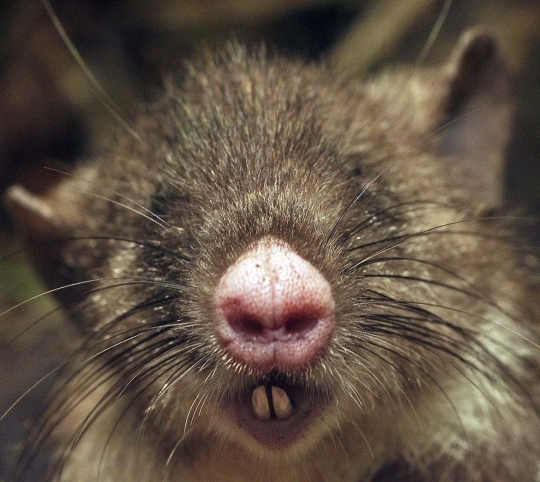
<box><xmin>0</xmin><ymin>0</ymin><xmax>538</xmax><ymax>478</ymax></box>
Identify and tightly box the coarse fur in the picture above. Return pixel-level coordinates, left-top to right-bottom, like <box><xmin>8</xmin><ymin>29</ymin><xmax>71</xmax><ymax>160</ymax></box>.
<box><xmin>3</xmin><ymin>26</ymin><xmax>540</xmax><ymax>482</ymax></box>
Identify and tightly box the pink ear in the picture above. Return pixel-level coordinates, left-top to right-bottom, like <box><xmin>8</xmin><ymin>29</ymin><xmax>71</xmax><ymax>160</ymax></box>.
<box><xmin>2</xmin><ymin>155</ymin><xmax>102</xmax><ymax>242</ymax></box>
<box><xmin>4</xmin><ymin>183</ymin><xmax>66</xmax><ymax>287</ymax></box>
<box><xmin>438</xmin><ymin>29</ymin><xmax>514</xmax><ymax>206</ymax></box>
<box><xmin>4</xmin><ymin>184</ymin><xmax>65</xmax><ymax>240</ymax></box>
<box><xmin>2</xmin><ymin>167</ymin><xmax>90</xmax><ymax>303</ymax></box>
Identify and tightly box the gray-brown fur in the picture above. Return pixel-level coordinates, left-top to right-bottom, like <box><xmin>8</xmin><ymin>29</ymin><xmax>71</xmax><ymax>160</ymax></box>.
<box><xmin>3</xmin><ymin>31</ymin><xmax>540</xmax><ymax>481</ymax></box>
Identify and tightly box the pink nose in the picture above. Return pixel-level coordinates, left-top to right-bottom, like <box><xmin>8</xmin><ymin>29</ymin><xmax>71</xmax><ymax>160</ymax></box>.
<box><xmin>214</xmin><ymin>237</ymin><xmax>335</xmax><ymax>373</ymax></box>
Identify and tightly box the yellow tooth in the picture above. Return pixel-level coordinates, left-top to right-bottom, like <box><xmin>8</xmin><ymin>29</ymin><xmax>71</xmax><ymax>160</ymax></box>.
<box><xmin>271</xmin><ymin>386</ymin><xmax>293</xmax><ymax>419</ymax></box>
<box><xmin>252</xmin><ymin>386</ymin><xmax>271</xmax><ymax>421</ymax></box>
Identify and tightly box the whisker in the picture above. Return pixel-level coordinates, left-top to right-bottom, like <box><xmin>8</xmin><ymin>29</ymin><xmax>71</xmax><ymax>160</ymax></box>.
<box><xmin>326</xmin><ymin>167</ymin><xmax>391</xmax><ymax>245</ymax></box>
<box><xmin>0</xmin><ymin>280</ymin><xmax>100</xmax><ymax>318</ymax></box>
<box><xmin>348</xmin><ymin>216</ymin><xmax>527</xmax><ymax>269</ymax></box>
<box><xmin>60</xmin><ymin>235</ymin><xmax>191</xmax><ymax>262</ymax></box>
<box><xmin>341</xmin><ymin>200</ymin><xmax>453</xmax><ymax>242</ymax></box>
<box><xmin>44</xmin><ymin>167</ymin><xmax>172</xmax><ymax>229</ymax></box>
<box><xmin>39</xmin><ymin>0</ymin><xmax>144</xmax><ymax>144</ymax></box>
<box><xmin>68</xmin><ymin>188</ymin><xmax>169</xmax><ymax>230</ymax></box>
<box><xmin>357</xmin><ymin>258</ymin><xmax>540</xmax><ymax>350</ymax></box>
<box><xmin>413</xmin><ymin>0</ymin><xmax>453</xmax><ymax>70</ymax></box>
<box><xmin>6</xmin><ymin>304</ymin><xmax>65</xmax><ymax>346</ymax></box>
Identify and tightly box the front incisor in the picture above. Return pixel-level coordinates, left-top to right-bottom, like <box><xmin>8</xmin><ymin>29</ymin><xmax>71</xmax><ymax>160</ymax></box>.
<box><xmin>252</xmin><ymin>385</ymin><xmax>271</xmax><ymax>420</ymax></box>
<box><xmin>271</xmin><ymin>386</ymin><xmax>293</xmax><ymax>419</ymax></box>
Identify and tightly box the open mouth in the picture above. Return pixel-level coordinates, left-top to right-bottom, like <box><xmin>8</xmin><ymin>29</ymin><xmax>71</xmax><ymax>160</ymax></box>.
<box><xmin>228</xmin><ymin>374</ymin><xmax>329</xmax><ymax>449</ymax></box>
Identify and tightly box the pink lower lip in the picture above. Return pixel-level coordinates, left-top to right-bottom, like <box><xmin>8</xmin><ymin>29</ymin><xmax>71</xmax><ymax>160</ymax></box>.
<box><xmin>228</xmin><ymin>385</ymin><xmax>326</xmax><ymax>449</ymax></box>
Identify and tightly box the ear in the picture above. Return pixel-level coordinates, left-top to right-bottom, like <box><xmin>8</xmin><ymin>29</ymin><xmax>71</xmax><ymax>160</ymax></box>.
<box><xmin>438</xmin><ymin>29</ymin><xmax>514</xmax><ymax>206</ymax></box>
<box><xmin>3</xmin><ymin>166</ymin><xmax>90</xmax><ymax>302</ymax></box>
<box><xmin>3</xmin><ymin>166</ymin><xmax>79</xmax><ymax>242</ymax></box>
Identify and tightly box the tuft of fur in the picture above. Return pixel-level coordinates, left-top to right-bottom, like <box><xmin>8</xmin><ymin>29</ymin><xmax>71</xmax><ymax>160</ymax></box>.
<box><xmin>4</xmin><ymin>35</ymin><xmax>540</xmax><ymax>481</ymax></box>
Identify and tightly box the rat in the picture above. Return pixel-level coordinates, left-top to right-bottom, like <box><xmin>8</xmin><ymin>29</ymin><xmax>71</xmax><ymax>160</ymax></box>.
<box><xmin>2</xmin><ymin>27</ymin><xmax>540</xmax><ymax>481</ymax></box>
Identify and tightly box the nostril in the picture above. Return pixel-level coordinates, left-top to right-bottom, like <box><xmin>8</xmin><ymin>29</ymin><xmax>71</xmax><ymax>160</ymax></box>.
<box><xmin>229</xmin><ymin>313</ymin><xmax>320</xmax><ymax>342</ymax></box>
<box><xmin>285</xmin><ymin>315</ymin><xmax>318</xmax><ymax>336</ymax></box>
<box><xmin>230</xmin><ymin>314</ymin><xmax>265</xmax><ymax>337</ymax></box>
